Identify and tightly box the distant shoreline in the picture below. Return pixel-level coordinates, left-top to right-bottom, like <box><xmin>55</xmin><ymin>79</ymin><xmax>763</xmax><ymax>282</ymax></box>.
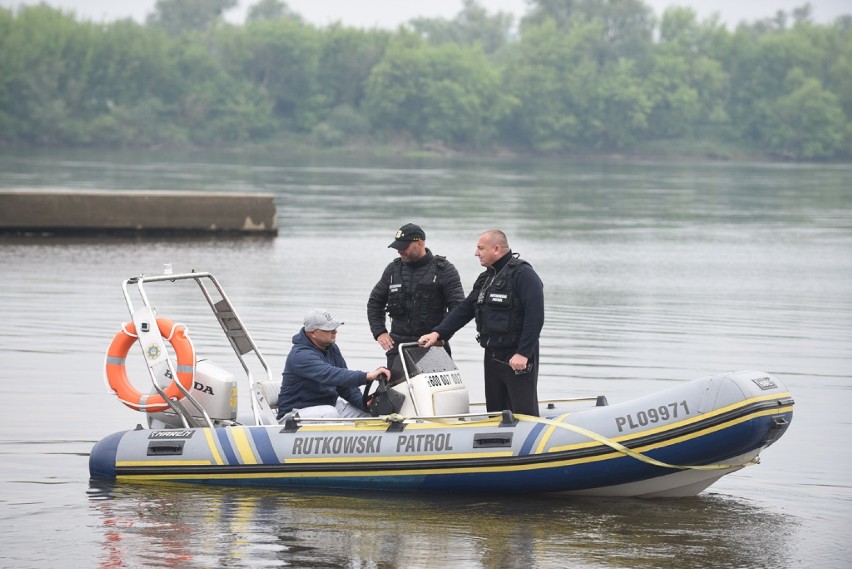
<box><xmin>4</xmin><ymin>137</ymin><xmax>844</xmax><ymax>165</ymax></box>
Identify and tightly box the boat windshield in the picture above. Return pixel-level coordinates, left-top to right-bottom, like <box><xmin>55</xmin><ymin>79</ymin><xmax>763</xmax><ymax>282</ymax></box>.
<box><xmin>401</xmin><ymin>346</ymin><xmax>458</xmax><ymax>376</ymax></box>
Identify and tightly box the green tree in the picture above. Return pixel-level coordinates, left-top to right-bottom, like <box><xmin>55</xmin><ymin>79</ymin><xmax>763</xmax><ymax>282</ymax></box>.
<box><xmin>72</xmin><ymin>21</ymin><xmax>185</xmax><ymax>146</ymax></box>
<box><xmin>311</xmin><ymin>25</ymin><xmax>389</xmax><ymax>143</ymax></box>
<box><xmin>246</xmin><ymin>0</ymin><xmax>302</xmax><ymax>23</ymax></box>
<box><xmin>85</xmin><ymin>21</ymin><xmax>171</xmax><ymax>109</ymax></box>
<box><xmin>317</xmin><ymin>25</ymin><xmax>389</xmax><ymax>109</ymax></box>
<box><xmin>643</xmin><ymin>7</ymin><xmax>728</xmax><ymax>138</ymax></box>
<box><xmin>724</xmin><ymin>13</ymin><xmax>826</xmax><ymax>145</ymax></box>
<box><xmin>166</xmin><ymin>37</ymin><xmax>275</xmax><ymax>143</ymax></box>
<box><xmin>213</xmin><ymin>19</ymin><xmax>323</xmax><ymax>131</ymax></box>
<box><xmin>0</xmin><ymin>5</ymin><xmax>101</xmax><ymax>143</ymax></box>
<box><xmin>408</xmin><ymin>0</ymin><xmax>514</xmax><ymax>55</ymax></box>
<box><xmin>364</xmin><ymin>37</ymin><xmax>513</xmax><ymax>146</ymax></box>
<box><xmin>147</xmin><ymin>0</ymin><xmax>238</xmax><ymax>35</ymax></box>
<box><xmin>502</xmin><ymin>18</ymin><xmax>602</xmax><ymax>150</ymax></box>
<box><xmin>0</xmin><ymin>8</ymin><xmax>16</xmax><ymax>138</ymax></box>
<box><xmin>2</xmin><ymin>1</ymin><xmax>849</xmax><ymax>158</ymax></box>
<box><xmin>523</xmin><ymin>0</ymin><xmax>655</xmax><ymax>61</ymax></box>
<box><xmin>505</xmin><ymin>0</ymin><xmax>659</xmax><ymax>150</ymax></box>
<box><xmin>590</xmin><ymin>58</ymin><xmax>651</xmax><ymax>148</ymax></box>
<box><xmin>824</xmin><ymin>21</ymin><xmax>852</xmax><ymax>141</ymax></box>
<box><xmin>765</xmin><ymin>70</ymin><xmax>846</xmax><ymax>159</ymax></box>
<box><xmin>506</xmin><ymin>4</ymin><xmax>735</xmax><ymax>150</ymax></box>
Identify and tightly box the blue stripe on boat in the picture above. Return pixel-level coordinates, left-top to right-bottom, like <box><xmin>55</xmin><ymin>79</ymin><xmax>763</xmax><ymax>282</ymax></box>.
<box><xmin>520</xmin><ymin>422</ymin><xmax>546</xmax><ymax>456</ymax></box>
<box><xmin>216</xmin><ymin>428</ymin><xmax>239</xmax><ymax>465</ymax></box>
<box><xmin>250</xmin><ymin>427</ymin><xmax>280</xmax><ymax>464</ymax></box>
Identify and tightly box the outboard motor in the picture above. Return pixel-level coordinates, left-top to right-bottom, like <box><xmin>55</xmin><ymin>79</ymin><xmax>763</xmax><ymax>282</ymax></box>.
<box><xmin>148</xmin><ymin>359</ymin><xmax>238</xmax><ymax>428</ymax></box>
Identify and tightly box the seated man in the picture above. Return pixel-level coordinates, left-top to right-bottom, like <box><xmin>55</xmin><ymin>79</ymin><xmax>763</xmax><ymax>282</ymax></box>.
<box><xmin>277</xmin><ymin>308</ymin><xmax>390</xmax><ymax>420</ymax></box>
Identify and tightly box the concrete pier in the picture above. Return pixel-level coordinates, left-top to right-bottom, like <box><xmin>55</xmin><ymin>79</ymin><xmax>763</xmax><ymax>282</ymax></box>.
<box><xmin>0</xmin><ymin>189</ymin><xmax>277</xmax><ymax>236</ymax></box>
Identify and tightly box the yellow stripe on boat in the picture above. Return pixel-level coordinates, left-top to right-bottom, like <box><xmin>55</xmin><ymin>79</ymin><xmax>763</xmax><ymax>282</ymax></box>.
<box><xmin>231</xmin><ymin>427</ymin><xmax>258</xmax><ymax>465</ymax></box>
<box><xmin>117</xmin><ymin>403</ymin><xmax>793</xmax><ymax>481</ymax></box>
<box><xmin>204</xmin><ymin>427</ymin><xmax>224</xmax><ymax>465</ymax></box>
<box><xmin>623</xmin><ymin>405</ymin><xmax>795</xmax><ymax>455</ymax></box>
<box><xmin>546</xmin><ymin>404</ymin><xmax>794</xmax><ymax>456</ymax></box>
<box><xmin>285</xmin><ymin>450</ymin><xmax>513</xmax><ymax>464</ymax></box>
<box><xmin>539</xmin><ymin>391</ymin><xmax>792</xmax><ymax>454</ymax></box>
<box><xmin>534</xmin><ymin>412</ymin><xmax>573</xmax><ymax>454</ymax></box>
<box><xmin>626</xmin><ymin>391</ymin><xmax>793</xmax><ymax>441</ymax></box>
<box><xmin>114</xmin><ymin>447</ymin><xmax>662</xmax><ymax>481</ymax></box>
<box><xmin>112</xmin><ymin>394</ymin><xmax>792</xmax><ymax>482</ymax></box>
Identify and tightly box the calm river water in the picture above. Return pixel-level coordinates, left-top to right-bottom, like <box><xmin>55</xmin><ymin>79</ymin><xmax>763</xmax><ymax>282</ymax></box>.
<box><xmin>1</xmin><ymin>149</ymin><xmax>850</xmax><ymax>568</ymax></box>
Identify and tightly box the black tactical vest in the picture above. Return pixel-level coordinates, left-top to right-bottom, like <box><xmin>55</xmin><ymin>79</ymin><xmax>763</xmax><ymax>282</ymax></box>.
<box><xmin>386</xmin><ymin>255</ymin><xmax>449</xmax><ymax>338</ymax></box>
<box><xmin>474</xmin><ymin>256</ymin><xmax>529</xmax><ymax>349</ymax></box>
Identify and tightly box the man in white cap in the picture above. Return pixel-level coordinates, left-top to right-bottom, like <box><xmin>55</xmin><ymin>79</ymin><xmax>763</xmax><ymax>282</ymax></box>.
<box><xmin>277</xmin><ymin>309</ymin><xmax>390</xmax><ymax>420</ymax></box>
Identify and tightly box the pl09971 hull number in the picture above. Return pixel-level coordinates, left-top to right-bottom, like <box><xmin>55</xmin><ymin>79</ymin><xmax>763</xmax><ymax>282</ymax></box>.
<box><xmin>615</xmin><ymin>400</ymin><xmax>690</xmax><ymax>432</ymax></box>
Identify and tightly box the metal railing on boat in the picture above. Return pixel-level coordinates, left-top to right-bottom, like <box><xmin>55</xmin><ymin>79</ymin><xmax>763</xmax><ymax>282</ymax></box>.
<box><xmin>121</xmin><ymin>269</ymin><xmax>275</xmax><ymax>429</ymax></box>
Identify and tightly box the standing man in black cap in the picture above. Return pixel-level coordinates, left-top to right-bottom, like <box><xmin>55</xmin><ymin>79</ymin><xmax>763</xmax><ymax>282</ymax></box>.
<box><xmin>368</xmin><ymin>223</ymin><xmax>466</xmax><ymax>369</ymax></box>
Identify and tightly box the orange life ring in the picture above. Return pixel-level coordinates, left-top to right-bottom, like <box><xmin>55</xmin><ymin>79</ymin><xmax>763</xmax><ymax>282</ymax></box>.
<box><xmin>104</xmin><ymin>317</ymin><xmax>195</xmax><ymax>412</ymax></box>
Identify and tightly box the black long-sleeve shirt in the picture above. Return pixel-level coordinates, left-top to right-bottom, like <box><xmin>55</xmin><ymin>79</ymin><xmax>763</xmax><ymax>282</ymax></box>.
<box><xmin>434</xmin><ymin>251</ymin><xmax>544</xmax><ymax>358</ymax></box>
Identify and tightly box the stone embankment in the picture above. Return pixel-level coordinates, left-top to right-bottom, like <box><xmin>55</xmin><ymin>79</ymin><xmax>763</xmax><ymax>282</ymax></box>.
<box><xmin>0</xmin><ymin>189</ymin><xmax>278</xmax><ymax>236</ymax></box>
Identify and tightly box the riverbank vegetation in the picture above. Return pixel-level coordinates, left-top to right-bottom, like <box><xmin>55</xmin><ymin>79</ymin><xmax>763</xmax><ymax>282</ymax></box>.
<box><xmin>1</xmin><ymin>0</ymin><xmax>850</xmax><ymax>160</ymax></box>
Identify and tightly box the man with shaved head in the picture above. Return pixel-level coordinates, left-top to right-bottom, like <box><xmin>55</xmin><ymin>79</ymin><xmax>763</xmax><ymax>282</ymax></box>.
<box><xmin>419</xmin><ymin>229</ymin><xmax>544</xmax><ymax>416</ymax></box>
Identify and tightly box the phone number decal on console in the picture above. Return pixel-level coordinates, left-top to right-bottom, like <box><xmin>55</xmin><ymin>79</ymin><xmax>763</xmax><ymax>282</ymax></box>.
<box><xmin>615</xmin><ymin>401</ymin><xmax>691</xmax><ymax>432</ymax></box>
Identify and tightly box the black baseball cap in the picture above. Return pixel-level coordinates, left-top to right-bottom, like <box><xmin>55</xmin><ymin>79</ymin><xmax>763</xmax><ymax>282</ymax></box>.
<box><xmin>388</xmin><ymin>223</ymin><xmax>426</xmax><ymax>250</ymax></box>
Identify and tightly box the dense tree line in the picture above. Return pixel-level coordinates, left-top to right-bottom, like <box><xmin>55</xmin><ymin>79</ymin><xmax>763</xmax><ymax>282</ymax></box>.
<box><xmin>1</xmin><ymin>0</ymin><xmax>850</xmax><ymax>160</ymax></box>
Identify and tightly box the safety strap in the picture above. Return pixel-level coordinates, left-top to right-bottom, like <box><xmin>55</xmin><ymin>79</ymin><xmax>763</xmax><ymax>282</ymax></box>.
<box><xmin>518</xmin><ymin>414</ymin><xmax>757</xmax><ymax>471</ymax></box>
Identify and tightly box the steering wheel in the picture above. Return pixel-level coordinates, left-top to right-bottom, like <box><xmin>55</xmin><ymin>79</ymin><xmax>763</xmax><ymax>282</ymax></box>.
<box><xmin>362</xmin><ymin>373</ymin><xmax>389</xmax><ymax>412</ymax></box>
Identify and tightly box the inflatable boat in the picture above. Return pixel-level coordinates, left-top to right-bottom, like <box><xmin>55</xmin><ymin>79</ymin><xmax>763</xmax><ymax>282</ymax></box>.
<box><xmin>89</xmin><ymin>270</ymin><xmax>794</xmax><ymax>497</ymax></box>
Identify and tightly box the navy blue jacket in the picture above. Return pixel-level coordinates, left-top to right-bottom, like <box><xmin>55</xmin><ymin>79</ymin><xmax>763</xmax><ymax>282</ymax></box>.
<box><xmin>276</xmin><ymin>328</ymin><xmax>368</xmax><ymax>419</ymax></box>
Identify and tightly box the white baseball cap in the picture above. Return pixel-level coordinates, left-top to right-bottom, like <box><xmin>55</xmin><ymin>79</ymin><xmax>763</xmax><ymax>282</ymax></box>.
<box><xmin>304</xmin><ymin>309</ymin><xmax>343</xmax><ymax>331</ymax></box>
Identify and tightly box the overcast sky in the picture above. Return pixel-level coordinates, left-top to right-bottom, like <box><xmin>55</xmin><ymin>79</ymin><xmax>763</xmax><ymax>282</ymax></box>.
<box><xmin>1</xmin><ymin>0</ymin><xmax>848</xmax><ymax>28</ymax></box>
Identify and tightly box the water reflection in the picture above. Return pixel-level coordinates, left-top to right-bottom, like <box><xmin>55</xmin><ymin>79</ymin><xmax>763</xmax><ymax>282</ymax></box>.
<box><xmin>88</xmin><ymin>482</ymin><xmax>797</xmax><ymax>569</ymax></box>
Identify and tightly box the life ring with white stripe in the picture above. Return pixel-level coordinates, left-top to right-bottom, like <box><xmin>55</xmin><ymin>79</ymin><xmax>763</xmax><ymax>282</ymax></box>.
<box><xmin>104</xmin><ymin>317</ymin><xmax>195</xmax><ymax>412</ymax></box>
